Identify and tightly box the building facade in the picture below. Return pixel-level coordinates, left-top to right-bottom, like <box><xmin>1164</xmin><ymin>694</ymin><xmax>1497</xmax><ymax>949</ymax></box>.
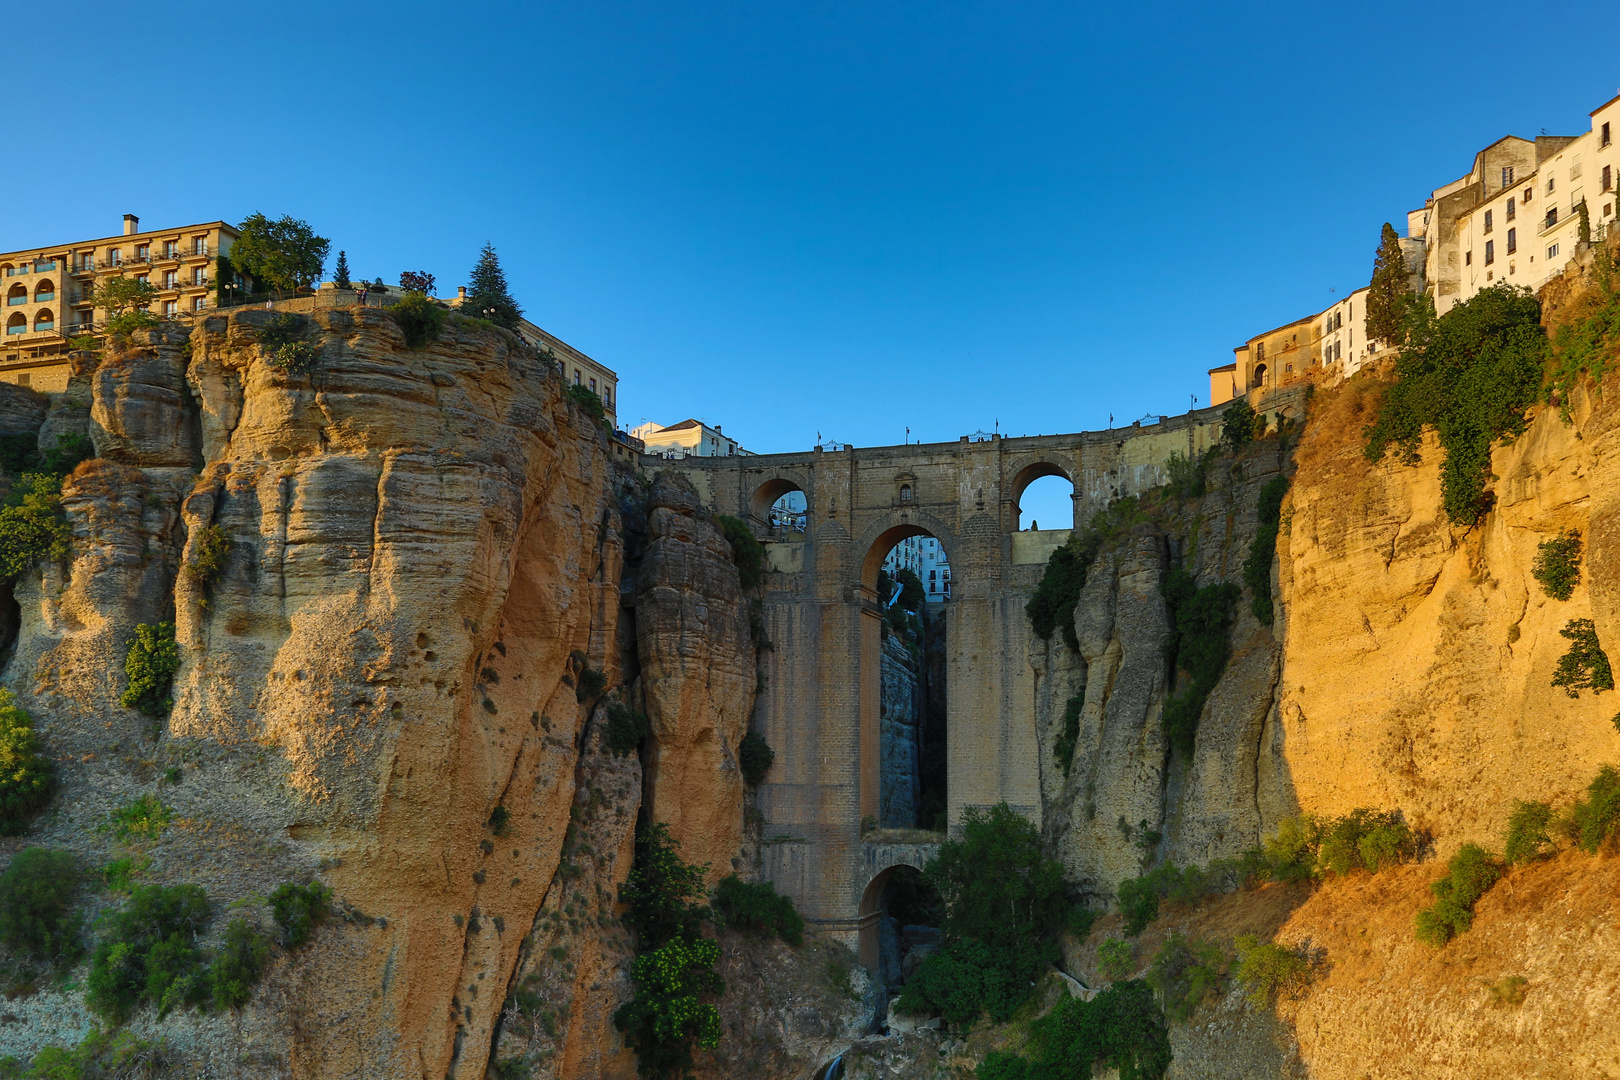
<box><xmin>1</xmin><ymin>215</ymin><xmax>237</xmax><ymax>391</ymax></box>
<box><xmin>882</xmin><ymin>534</ymin><xmax>951</xmax><ymax>601</ymax></box>
<box><xmin>632</xmin><ymin>419</ymin><xmax>749</xmax><ymax>458</ymax></box>
<box><xmin>515</xmin><ymin>318</ymin><xmax>620</xmax><ymax>427</ymax></box>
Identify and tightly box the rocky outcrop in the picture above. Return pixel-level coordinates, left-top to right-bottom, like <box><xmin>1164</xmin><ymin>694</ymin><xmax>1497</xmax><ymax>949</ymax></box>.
<box><xmin>879</xmin><ymin>633</ymin><xmax>920</xmax><ymax>828</ymax></box>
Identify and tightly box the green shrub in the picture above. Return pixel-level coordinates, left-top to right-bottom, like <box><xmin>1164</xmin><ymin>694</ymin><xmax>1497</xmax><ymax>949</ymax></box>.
<box><xmin>1026</xmin><ymin>539</ymin><xmax>1092</xmax><ymax>648</ymax></box>
<box><xmin>604</xmin><ymin>703</ymin><xmax>650</xmax><ymax>757</ymax></box>
<box><xmin>1503</xmin><ymin>800</ymin><xmax>1555</xmax><ymax>865</ymax></box>
<box><xmin>1159</xmin><ymin>566</ymin><xmax>1241</xmax><ymax>756</ymax></box>
<box><xmin>210</xmin><ymin>917</ymin><xmax>270</xmax><ymax>1009</ymax></box>
<box><xmin>711</xmin><ymin>875</ymin><xmax>803</xmax><ymax>946</ymax></box>
<box><xmin>1146</xmin><ymin>930</ymin><xmax>1224</xmax><ymax>1024</ymax></box>
<box><xmin>1098</xmin><ymin>936</ymin><xmax>1134</xmax><ymax>981</ymax></box>
<box><xmin>488</xmin><ymin>805</ymin><xmax>511</xmax><ymax>837</ymax></box>
<box><xmin>1162</xmin><ymin>448</ymin><xmax>1218</xmax><ymax>499</ymax></box>
<box><xmin>619</xmin><ymin>823</ymin><xmax>709</xmax><ymax>947</ymax></box>
<box><xmin>977</xmin><ymin>1050</ymin><xmax>1030</xmax><ymax>1080</ymax></box>
<box><xmin>1222</xmin><ymin>399</ymin><xmax>1259</xmax><ymax>452</ymax></box>
<box><xmin>1532</xmin><ymin>529</ymin><xmax>1583</xmax><ymax>601</ymax></box>
<box><xmin>268</xmin><ymin>340</ymin><xmax>321</xmax><ymax>375</ymax></box>
<box><xmin>1316</xmin><ymin>809</ymin><xmax>1416</xmax><ymax>876</ymax></box>
<box><xmin>255</xmin><ymin>312</ymin><xmax>305</xmax><ymax>352</ymax></box>
<box><xmin>187</xmin><ymin>524</ymin><xmax>231</xmax><ymax>600</ymax></box>
<box><xmin>1488</xmin><ymin>974</ymin><xmax>1530</xmax><ymax>1007</ymax></box>
<box><xmin>1016</xmin><ymin>978</ymin><xmax>1172</xmax><ymax>1080</ymax></box>
<box><xmin>1562</xmin><ymin>764</ymin><xmax>1620</xmax><ymax>854</ymax></box>
<box><xmin>40</xmin><ymin>432</ymin><xmax>92</xmax><ymax>477</ymax></box>
<box><xmin>103</xmin><ymin>794</ymin><xmax>171</xmax><ymax>843</ymax></box>
<box><xmin>1232</xmin><ymin>934</ymin><xmax>1312</xmax><ymax>1005</ymax></box>
<box><xmin>565</xmin><ymin>384</ymin><xmax>606</xmax><ymax>424</ymax></box>
<box><xmin>738</xmin><ymin>730</ymin><xmax>773</xmax><ymax>786</ymax></box>
<box><xmin>9</xmin><ymin>1028</ymin><xmax>171</xmax><ymax>1080</ymax></box>
<box><xmin>86</xmin><ymin>883</ymin><xmax>212</xmax><ymax>1022</ymax></box>
<box><xmin>121</xmin><ymin>622</ymin><xmax>180</xmax><ymax>717</ymax></box>
<box><xmin>717</xmin><ymin>515</ymin><xmax>764</xmax><ymax>591</ymax></box>
<box><xmin>1414</xmin><ymin>843</ymin><xmax>1502</xmax><ymax>947</ymax></box>
<box><xmin>1547</xmin><ymin>241</ymin><xmax>1620</xmax><ymax>414</ymax></box>
<box><xmin>1117</xmin><ymin>875</ymin><xmax>1160</xmax><ymax>937</ymax></box>
<box><xmin>1065</xmin><ymin>904</ymin><xmax>1098</xmax><ymax>941</ymax></box>
<box><xmin>0</xmin><ymin>473</ymin><xmax>72</xmax><ymax>579</ymax></box>
<box><xmin>0</xmin><ymin>848</ymin><xmax>80</xmax><ymax>962</ymax></box>
<box><xmin>1551</xmin><ymin>618</ymin><xmax>1613</xmax><ymax>697</ymax></box>
<box><xmin>101</xmin><ymin>855</ymin><xmax>150</xmax><ymax>895</ymax></box>
<box><xmin>897</xmin><ymin>803</ymin><xmax>1068</xmax><ymax>1026</ymax></box>
<box><xmin>1363</xmin><ymin>285</ymin><xmax>1547</xmax><ymax>525</ymax></box>
<box><xmin>387</xmin><ymin>291</ymin><xmax>448</xmax><ymax>349</ymax></box>
<box><xmin>269</xmin><ymin>881</ymin><xmax>332</xmax><ymax>948</ymax></box>
<box><xmin>1261</xmin><ymin>816</ymin><xmax>1317</xmax><ymax>882</ymax></box>
<box><xmin>0</xmin><ymin>434</ymin><xmax>40</xmax><ymax>475</ymax></box>
<box><xmin>1243</xmin><ymin>476</ymin><xmax>1289</xmax><ymax>626</ymax></box>
<box><xmin>0</xmin><ymin>690</ymin><xmax>52</xmax><ymax>835</ymax></box>
<box><xmin>1055</xmin><ymin>691</ymin><xmax>1084</xmax><ymax>776</ymax></box>
<box><xmin>105</xmin><ymin>309</ymin><xmax>161</xmax><ymax>342</ymax></box>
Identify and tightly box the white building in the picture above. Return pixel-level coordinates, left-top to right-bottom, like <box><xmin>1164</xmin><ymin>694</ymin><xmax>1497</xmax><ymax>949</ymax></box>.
<box><xmin>883</xmin><ymin>535</ymin><xmax>951</xmax><ymax>602</ymax></box>
<box><xmin>631</xmin><ymin>418</ymin><xmax>750</xmax><ymax>458</ymax></box>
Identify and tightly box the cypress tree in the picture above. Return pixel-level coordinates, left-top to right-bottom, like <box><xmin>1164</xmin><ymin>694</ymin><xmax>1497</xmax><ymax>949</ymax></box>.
<box><xmin>1366</xmin><ymin>222</ymin><xmax>1412</xmax><ymax>346</ymax></box>
<box><xmin>333</xmin><ymin>251</ymin><xmax>350</xmax><ymax>290</ymax></box>
<box><xmin>462</xmin><ymin>244</ymin><xmax>523</xmax><ymax>330</ymax></box>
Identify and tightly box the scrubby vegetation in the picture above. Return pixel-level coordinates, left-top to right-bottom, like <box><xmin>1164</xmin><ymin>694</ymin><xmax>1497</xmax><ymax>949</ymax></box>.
<box><xmin>1159</xmin><ymin>566</ymin><xmax>1241</xmax><ymax>756</ymax></box>
<box><xmin>0</xmin><ymin>1028</ymin><xmax>171</xmax><ymax>1079</ymax></box>
<box><xmin>717</xmin><ymin>514</ymin><xmax>764</xmax><ymax>590</ymax></box>
<box><xmin>0</xmin><ymin>848</ymin><xmax>80</xmax><ymax>963</ymax></box>
<box><xmin>976</xmin><ymin>978</ymin><xmax>1172</xmax><ymax>1080</ymax></box>
<box><xmin>1363</xmin><ymin>284</ymin><xmax>1548</xmax><ymax>525</ymax></box>
<box><xmin>1502</xmin><ymin>799</ymin><xmax>1555</xmax><ymax>865</ymax></box>
<box><xmin>605</xmin><ymin>702</ymin><xmax>651</xmax><ymax>757</ymax></box>
<box><xmin>1054</xmin><ymin>691</ymin><xmax>1084</xmax><ymax>776</ymax></box>
<box><xmin>1550</xmin><ymin>618</ymin><xmax>1613</xmax><ymax>697</ymax></box>
<box><xmin>121</xmin><ymin>622</ymin><xmax>180</xmax><ymax>716</ymax></box>
<box><xmin>0</xmin><ymin>473</ymin><xmax>74</xmax><ymax>580</ymax></box>
<box><xmin>1414</xmin><ymin>843</ymin><xmax>1502</xmax><ymax>947</ymax></box>
<box><xmin>1532</xmin><ymin>529</ymin><xmax>1583</xmax><ymax>600</ymax></box>
<box><xmin>186</xmin><ymin>523</ymin><xmax>231</xmax><ymax>608</ymax></box>
<box><xmin>86</xmin><ymin>883</ymin><xmax>213</xmax><ymax>1021</ymax></box>
<box><xmin>738</xmin><ymin>729</ymin><xmax>774</xmax><ymax>786</ymax></box>
<box><xmin>1546</xmin><ymin>241</ymin><xmax>1620</xmax><ymax>414</ymax></box>
<box><xmin>270</xmin><ymin>881</ymin><xmax>332</xmax><ymax>948</ymax></box>
<box><xmin>1162</xmin><ymin>448</ymin><xmax>1218</xmax><ymax>499</ymax></box>
<box><xmin>387</xmin><ymin>291</ymin><xmax>448</xmax><ymax>348</ymax></box>
<box><xmin>1098</xmin><ymin>936</ymin><xmax>1134</xmax><ymax>981</ymax></box>
<box><xmin>568</xmin><ymin>649</ymin><xmax>607</xmax><ymax>705</ymax></box>
<box><xmin>615</xmin><ymin>823</ymin><xmax>724</xmax><ymax>1078</ymax></box>
<box><xmin>1243</xmin><ymin>475</ymin><xmax>1289</xmax><ymax>625</ymax></box>
<box><xmin>895</xmin><ymin>803</ymin><xmax>1068</xmax><ymax>1028</ymax></box>
<box><xmin>1147</xmin><ymin>931</ymin><xmax>1224</xmax><ymax>1023</ymax></box>
<box><xmin>1026</xmin><ymin>539</ymin><xmax>1091</xmax><ymax>648</ymax></box>
<box><xmin>102</xmin><ymin>794</ymin><xmax>171</xmax><ymax>843</ymax></box>
<box><xmin>711</xmin><ymin>875</ymin><xmax>803</xmax><ymax>945</ymax></box>
<box><xmin>1561</xmin><ymin>764</ymin><xmax>1620</xmax><ymax>854</ymax></box>
<box><xmin>1222</xmin><ymin>399</ymin><xmax>1259</xmax><ymax>452</ymax></box>
<box><xmin>210</xmin><ymin>918</ymin><xmax>271</xmax><ymax>1009</ymax></box>
<box><xmin>0</xmin><ymin>690</ymin><xmax>52</xmax><ymax>835</ymax></box>
<box><xmin>565</xmin><ymin>384</ymin><xmax>607</xmax><ymax>424</ymax></box>
<box><xmin>1232</xmin><ymin>934</ymin><xmax>1313</xmax><ymax>1005</ymax></box>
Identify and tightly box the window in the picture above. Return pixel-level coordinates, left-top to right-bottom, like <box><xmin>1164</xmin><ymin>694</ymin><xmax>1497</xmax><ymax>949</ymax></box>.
<box><xmin>135</xmin><ymin>275</ymin><xmax>149</xmax><ymax>287</ymax></box>
<box><xmin>1502</xmin><ymin>166</ymin><xmax>1514</xmax><ymax>188</ymax></box>
<box><xmin>1523</xmin><ymin>186</ymin><xmax>1533</xmax><ymax>203</ymax></box>
<box><xmin>1485</xmin><ymin>239</ymin><xmax>1494</xmax><ymax>265</ymax></box>
<box><xmin>1484</xmin><ymin>209</ymin><xmax>1493</xmax><ymax>232</ymax></box>
<box><xmin>1466</xmin><ymin>250</ymin><xmax>1472</xmax><ymax>265</ymax></box>
<box><xmin>588</xmin><ymin>378</ymin><xmax>596</xmax><ymax>393</ymax></box>
<box><xmin>1604</xmin><ymin>165</ymin><xmax>1613</xmax><ymax>193</ymax></box>
<box><xmin>1604</xmin><ymin>122</ymin><xmax>1612</xmax><ymax>148</ymax></box>
<box><xmin>108</xmin><ymin>248</ymin><xmax>121</xmax><ymax>266</ymax></box>
<box><xmin>573</xmin><ymin>369</ymin><xmax>580</xmax><ymax>385</ymax></box>
<box><xmin>163</xmin><ymin>271</ymin><xmax>177</xmax><ymax>288</ymax></box>
<box><xmin>1548</xmin><ymin>243</ymin><xmax>1559</xmax><ymax>259</ymax></box>
<box><xmin>16</xmin><ymin>374</ymin><xmax>28</xmax><ymax>388</ymax></box>
<box><xmin>192</xmin><ymin>267</ymin><xmax>206</xmax><ymax>285</ymax></box>
<box><xmin>192</xmin><ymin>296</ymin><xmax>206</xmax><ymax>312</ymax></box>
<box><xmin>1507</xmin><ymin>228</ymin><xmax>1516</xmax><ymax>254</ymax></box>
<box><xmin>1546</xmin><ymin>206</ymin><xmax>1559</xmax><ymax>228</ymax></box>
<box><xmin>1506</xmin><ymin>197</ymin><xmax>1515</xmax><ymax>220</ymax></box>
<box><xmin>192</xmin><ymin>237</ymin><xmax>207</xmax><ymax>255</ymax></box>
<box><xmin>1570</xmin><ymin>160</ymin><xmax>1582</xmax><ymax>180</ymax></box>
<box><xmin>899</xmin><ymin>484</ymin><xmax>913</xmax><ymax>503</ymax></box>
<box><xmin>135</xmin><ymin>244</ymin><xmax>149</xmax><ymax>261</ymax></box>
<box><xmin>162</xmin><ymin>241</ymin><xmax>178</xmax><ymax>258</ymax></box>
<box><xmin>1547</xmin><ymin>177</ymin><xmax>1556</xmax><ymax>194</ymax></box>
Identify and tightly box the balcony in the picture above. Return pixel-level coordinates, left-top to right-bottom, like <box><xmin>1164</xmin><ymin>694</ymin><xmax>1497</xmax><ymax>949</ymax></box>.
<box><xmin>4</xmin><ymin>262</ymin><xmax>56</xmax><ymax>277</ymax></box>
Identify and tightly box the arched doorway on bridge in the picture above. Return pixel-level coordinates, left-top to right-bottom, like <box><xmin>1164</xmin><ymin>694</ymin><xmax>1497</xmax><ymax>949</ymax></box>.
<box><xmin>866</xmin><ymin>525</ymin><xmax>950</xmax><ymax>832</ymax></box>
<box><xmin>857</xmin><ymin>864</ymin><xmax>943</xmax><ymax>980</ymax></box>
<box><xmin>750</xmin><ymin>478</ymin><xmax>808</xmax><ymax>535</ymax></box>
<box><xmin>1012</xmin><ymin>462</ymin><xmax>1075</xmax><ymax>531</ymax></box>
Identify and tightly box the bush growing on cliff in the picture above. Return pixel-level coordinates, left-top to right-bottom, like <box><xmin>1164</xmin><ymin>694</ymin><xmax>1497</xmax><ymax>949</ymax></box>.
<box><xmin>1547</xmin><ymin>242</ymin><xmax>1620</xmax><ymax>415</ymax></box>
<box><xmin>4</xmin><ymin>1028</ymin><xmax>171</xmax><ymax>1080</ymax></box>
<box><xmin>1233</xmin><ymin>934</ymin><xmax>1313</xmax><ymax>1005</ymax></box>
<box><xmin>87</xmin><ymin>883</ymin><xmax>212</xmax><ymax>1022</ymax></box>
<box><xmin>1026</xmin><ymin>539</ymin><xmax>1091</xmax><ymax>648</ymax></box>
<box><xmin>102</xmin><ymin>794</ymin><xmax>171</xmax><ymax>843</ymax></box>
<box><xmin>1414</xmin><ymin>843</ymin><xmax>1502</xmax><ymax>947</ymax></box>
<box><xmin>711</xmin><ymin>875</ymin><xmax>803</xmax><ymax>946</ymax></box>
<box><xmin>1098</xmin><ymin>936</ymin><xmax>1134</xmax><ymax>981</ymax></box>
<box><xmin>1503</xmin><ymin>800</ymin><xmax>1556</xmax><ymax>865</ymax></box>
<box><xmin>1560</xmin><ymin>764</ymin><xmax>1620</xmax><ymax>854</ymax></box>
<box><xmin>120</xmin><ymin>622</ymin><xmax>180</xmax><ymax>717</ymax></box>
<box><xmin>738</xmin><ymin>729</ymin><xmax>773</xmax><ymax>786</ymax></box>
<box><xmin>1162</xmin><ymin>448</ymin><xmax>1218</xmax><ymax>499</ymax></box>
<box><xmin>1243</xmin><ymin>475</ymin><xmax>1289</xmax><ymax>626</ymax></box>
<box><xmin>270</xmin><ymin>881</ymin><xmax>332</xmax><ymax>948</ymax></box>
<box><xmin>0</xmin><ymin>848</ymin><xmax>80</xmax><ymax>962</ymax></box>
<box><xmin>1159</xmin><ymin>566</ymin><xmax>1241</xmax><ymax>756</ymax></box>
<box><xmin>1222</xmin><ymin>399</ymin><xmax>1259</xmax><ymax>452</ymax></box>
<box><xmin>986</xmin><ymin>979</ymin><xmax>1172</xmax><ymax>1080</ymax></box>
<box><xmin>565</xmin><ymin>384</ymin><xmax>607</xmax><ymax>424</ymax></box>
<box><xmin>1316</xmin><ymin>809</ymin><xmax>1417</xmax><ymax>876</ymax></box>
<box><xmin>186</xmin><ymin>523</ymin><xmax>231</xmax><ymax>604</ymax></box>
<box><xmin>1532</xmin><ymin>529</ymin><xmax>1583</xmax><ymax>601</ymax></box>
<box><xmin>210</xmin><ymin>917</ymin><xmax>270</xmax><ymax>1010</ymax></box>
<box><xmin>1054</xmin><ymin>691</ymin><xmax>1084</xmax><ymax>776</ymax></box>
<box><xmin>387</xmin><ymin>291</ymin><xmax>448</xmax><ymax>349</ymax></box>
<box><xmin>896</xmin><ymin>803</ymin><xmax>1067</xmax><ymax>1026</ymax></box>
<box><xmin>716</xmin><ymin>514</ymin><xmax>764</xmax><ymax>591</ymax></box>
<box><xmin>605</xmin><ymin>703</ymin><xmax>651</xmax><ymax>757</ymax></box>
<box><xmin>0</xmin><ymin>691</ymin><xmax>53</xmax><ymax>835</ymax></box>
<box><xmin>0</xmin><ymin>473</ymin><xmax>73</xmax><ymax>580</ymax></box>
<box><xmin>619</xmin><ymin>823</ymin><xmax>710</xmax><ymax>947</ymax></box>
<box><xmin>1363</xmin><ymin>284</ymin><xmax>1548</xmax><ymax>526</ymax></box>
<box><xmin>1147</xmin><ymin>931</ymin><xmax>1225</xmax><ymax>1023</ymax></box>
<box><xmin>1550</xmin><ymin>618</ymin><xmax>1613</xmax><ymax>697</ymax></box>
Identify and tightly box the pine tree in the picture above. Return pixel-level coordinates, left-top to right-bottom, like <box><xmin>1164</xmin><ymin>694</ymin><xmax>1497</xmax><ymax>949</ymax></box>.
<box><xmin>333</xmin><ymin>251</ymin><xmax>350</xmax><ymax>290</ymax></box>
<box><xmin>1366</xmin><ymin>222</ymin><xmax>1412</xmax><ymax>346</ymax></box>
<box><xmin>462</xmin><ymin>244</ymin><xmax>522</xmax><ymax>330</ymax></box>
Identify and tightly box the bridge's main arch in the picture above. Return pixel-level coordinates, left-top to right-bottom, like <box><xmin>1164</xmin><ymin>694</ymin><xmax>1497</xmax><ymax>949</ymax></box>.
<box><xmin>651</xmin><ymin>402</ymin><xmax>1275</xmax><ymax>966</ymax></box>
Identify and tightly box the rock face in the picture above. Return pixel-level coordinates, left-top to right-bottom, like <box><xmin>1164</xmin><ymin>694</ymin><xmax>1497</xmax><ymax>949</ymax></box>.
<box><xmin>879</xmin><ymin>633</ymin><xmax>921</xmax><ymax>828</ymax></box>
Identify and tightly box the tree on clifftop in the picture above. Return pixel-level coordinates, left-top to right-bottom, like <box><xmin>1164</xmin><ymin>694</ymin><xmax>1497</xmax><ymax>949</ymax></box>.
<box><xmin>1366</xmin><ymin>222</ymin><xmax>1413</xmax><ymax>346</ymax></box>
<box><xmin>231</xmin><ymin>213</ymin><xmax>330</xmax><ymax>298</ymax></box>
<box><xmin>332</xmin><ymin>250</ymin><xmax>350</xmax><ymax>290</ymax></box>
<box><xmin>461</xmin><ymin>244</ymin><xmax>522</xmax><ymax>330</ymax></box>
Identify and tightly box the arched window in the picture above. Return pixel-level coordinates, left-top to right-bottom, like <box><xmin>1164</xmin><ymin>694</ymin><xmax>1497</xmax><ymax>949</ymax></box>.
<box><xmin>6</xmin><ymin>284</ymin><xmax>25</xmax><ymax>306</ymax></box>
<box><xmin>899</xmin><ymin>484</ymin><xmax>913</xmax><ymax>503</ymax></box>
<box><xmin>33</xmin><ymin>280</ymin><xmax>54</xmax><ymax>303</ymax></box>
<box><xmin>1251</xmin><ymin>362</ymin><xmax>1268</xmax><ymax>388</ymax></box>
<box><xmin>6</xmin><ymin>313</ymin><xmax>26</xmax><ymax>336</ymax></box>
<box><xmin>33</xmin><ymin>309</ymin><xmax>54</xmax><ymax>331</ymax></box>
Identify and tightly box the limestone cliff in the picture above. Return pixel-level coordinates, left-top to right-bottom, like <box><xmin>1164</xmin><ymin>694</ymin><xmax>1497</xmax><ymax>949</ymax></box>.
<box><xmin>879</xmin><ymin>633</ymin><xmax>921</xmax><ymax>828</ymax></box>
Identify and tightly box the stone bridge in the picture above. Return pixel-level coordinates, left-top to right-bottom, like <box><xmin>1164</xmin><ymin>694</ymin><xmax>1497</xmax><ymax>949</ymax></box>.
<box><xmin>656</xmin><ymin>395</ymin><xmax>1300</xmax><ymax>966</ymax></box>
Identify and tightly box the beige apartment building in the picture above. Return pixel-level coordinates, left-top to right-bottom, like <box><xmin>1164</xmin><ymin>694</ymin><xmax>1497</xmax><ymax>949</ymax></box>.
<box><xmin>631</xmin><ymin>418</ymin><xmax>750</xmax><ymax>458</ymax></box>
<box><xmin>1</xmin><ymin>215</ymin><xmax>237</xmax><ymax>390</ymax></box>
<box><xmin>515</xmin><ymin>319</ymin><xmax>620</xmax><ymax>427</ymax></box>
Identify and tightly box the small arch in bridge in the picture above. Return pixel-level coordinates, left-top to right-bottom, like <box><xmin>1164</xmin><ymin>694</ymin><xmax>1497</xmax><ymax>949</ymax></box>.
<box><xmin>1011</xmin><ymin>461</ymin><xmax>1075</xmax><ymax>531</ymax></box>
<box><xmin>861</xmin><ymin>522</ymin><xmax>955</xmax><ymax>592</ymax></box>
<box><xmin>750</xmin><ymin>477</ymin><xmax>808</xmax><ymax>526</ymax></box>
<box><xmin>857</xmin><ymin>862</ymin><xmax>935</xmax><ymax>974</ymax></box>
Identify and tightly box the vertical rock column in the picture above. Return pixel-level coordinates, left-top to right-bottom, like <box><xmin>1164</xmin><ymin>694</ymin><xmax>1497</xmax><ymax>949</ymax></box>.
<box><xmin>879</xmin><ymin>632</ymin><xmax>921</xmax><ymax>828</ymax></box>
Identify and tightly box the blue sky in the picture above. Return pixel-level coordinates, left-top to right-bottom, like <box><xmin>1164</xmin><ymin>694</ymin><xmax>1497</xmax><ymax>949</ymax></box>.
<box><xmin>9</xmin><ymin>2</ymin><xmax>1616</xmax><ymax>526</ymax></box>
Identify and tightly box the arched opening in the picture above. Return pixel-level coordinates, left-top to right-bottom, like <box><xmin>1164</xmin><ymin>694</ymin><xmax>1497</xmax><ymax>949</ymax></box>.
<box><xmin>5</xmin><ymin>285</ymin><xmax>25</xmax><ymax>306</ymax></box>
<box><xmin>750</xmin><ymin>478</ymin><xmax>807</xmax><ymax>532</ymax></box>
<box><xmin>32</xmin><ymin>310</ymin><xmax>53</xmax><ymax>332</ymax></box>
<box><xmin>858</xmin><ymin>864</ymin><xmax>944</xmax><ymax>983</ymax></box>
<box><xmin>1251</xmin><ymin>362</ymin><xmax>1268</xmax><ymax>389</ymax></box>
<box><xmin>869</xmin><ymin>526</ymin><xmax>950</xmax><ymax>832</ymax></box>
<box><xmin>5</xmin><ymin>314</ymin><xmax>25</xmax><ymax>336</ymax></box>
<box><xmin>1012</xmin><ymin>462</ymin><xmax>1075</xmax><ymax>531</ymax></box>
<box><xmin>33</xmin><ymin>281</ymin><xmax>54</xmax><ymax>303</ymax></box>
